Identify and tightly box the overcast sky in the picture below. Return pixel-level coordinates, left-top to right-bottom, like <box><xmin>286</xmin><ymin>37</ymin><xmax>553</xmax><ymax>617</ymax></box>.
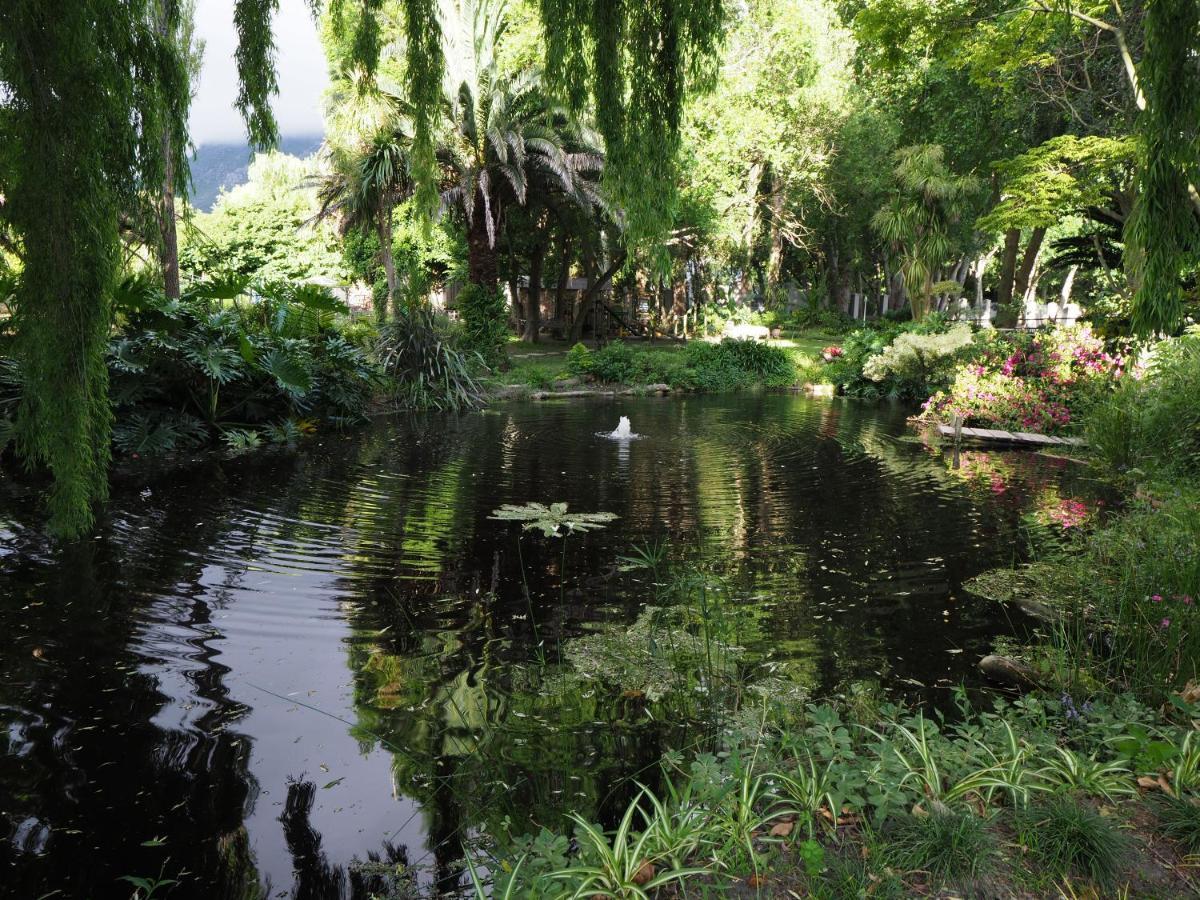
<box><xmin>190</xmin><ymin>0</ymin><xmax>329</xmax><ymax>144</ymax></box>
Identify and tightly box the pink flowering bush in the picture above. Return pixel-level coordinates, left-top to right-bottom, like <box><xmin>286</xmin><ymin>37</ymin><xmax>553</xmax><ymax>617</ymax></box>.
<box><xmin>921</xmin><ymin>325</ymin><xmax>1121</xmax><ymax>434</ymax></box>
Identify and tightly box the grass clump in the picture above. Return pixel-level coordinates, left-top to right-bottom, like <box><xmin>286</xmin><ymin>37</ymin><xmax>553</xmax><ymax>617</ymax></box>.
<box><xmin>1151</xmin><ymin>794</ymin><xmax>1200</xmax><ymax>854</ymax></box>
<box><xmin>1014</xmin><ymin>795</ymin><xmax>1129</xmax><ymax>887</ymax></box>
<box><xmin>880</xmin><ymin>809</ymin><xmax>997</xmax><ymax>884</ymax></box>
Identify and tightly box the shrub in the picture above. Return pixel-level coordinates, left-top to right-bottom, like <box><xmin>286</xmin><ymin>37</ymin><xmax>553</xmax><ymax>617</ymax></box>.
<box><xmin>569</xmin><ymin>339</ymin><xmax>796</xmax><ymax>391</ymax></box>
<box><xmin>861</xmin><ymin>323</ymin><xmax>974</xmax><ymax>386</ymax></box>
<box><xmin>565</xmin><ymin>342</ymin><xmax>593</xmax><ymax>376</ymax></box>
<box><xmin>1085</xmin><ymin>328</ymin><xmax>1200</xmax><ymax>477</ymax></box>
<box><xmin>456</xmin><ymin>282</ymin><xmax>509</xmax><ymax>368</ymax></box>
<box><xmin>106</xmin><ymin>276</ymin><xmax>376</xmax><ymax>455</ymax></box>
<box><xmin>923</xmin><ymin>324</ymin><xmax>1120</xmax><ymax>433</ymax></box>
<box><xmin>1013</xmin><ymin>795</ymin><xmax>1128</xmax><ymax>887</ymax></box>
<box><xmin>375</xmin><ymin>306</ymin><xmax>484</xmax><ymax>411</ymax></box>
<box><xmin>820</xmin><ymin>315</ymin><xmax>961</xmax><ymax>399</ymax></box>
<box><xmin>789</xmin><ymin>306</ymin><xmax>857</xmax><ymax>334</ymax></box>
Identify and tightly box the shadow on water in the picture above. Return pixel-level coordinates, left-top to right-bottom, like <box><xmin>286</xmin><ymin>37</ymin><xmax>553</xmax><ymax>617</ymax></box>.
<box><xmin>0</xmin><ymin>395</ymin><xmax>1109</xmax><ymax>897</ymax></box>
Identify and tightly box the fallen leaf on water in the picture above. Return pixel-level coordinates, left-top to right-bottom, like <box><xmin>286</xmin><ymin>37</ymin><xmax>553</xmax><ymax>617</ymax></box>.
<box><xmin>322</xmin><ymin>778</ymin><xmax>344</xmax><ymax>789</ymax></box>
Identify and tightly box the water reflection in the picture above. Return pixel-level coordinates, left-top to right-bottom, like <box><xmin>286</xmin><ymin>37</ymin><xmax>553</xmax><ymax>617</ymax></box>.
<box><xmin>0</xmin><ymin>396</ymin><xmax>1106</xmax><ymax>896</ymax></box>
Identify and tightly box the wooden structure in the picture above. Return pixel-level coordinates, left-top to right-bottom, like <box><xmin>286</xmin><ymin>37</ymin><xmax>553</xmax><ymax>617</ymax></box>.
<box><xmin>937</xmin><ymin>424</ymin><xmax>1085</xmax><ymax>448</ymax></box>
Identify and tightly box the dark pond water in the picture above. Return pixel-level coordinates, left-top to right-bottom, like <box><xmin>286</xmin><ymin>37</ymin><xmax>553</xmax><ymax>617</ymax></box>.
<box><xmin>0</xmin><ymin>395</ymin><xmax>1105</xmax><ymax>898</ymax></box>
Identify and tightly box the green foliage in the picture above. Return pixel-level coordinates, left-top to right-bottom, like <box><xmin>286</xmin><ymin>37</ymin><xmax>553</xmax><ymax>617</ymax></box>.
<box><xmin>550</xmin><ymin>795</ymin><xmax>708</xmax><ymax>899</ymax></box>
<box><xmin>107</xmin><ymin>277</ymin><xmax>375</xmax><ymax>456</ymax></box>
<box><xmin>1085</xmin><ymin>329</ymin><xmax>1200</xmax><ymax>478</ymax></box>
<box><xmin>978</xmin><ymin>136</ymin><xmax>1137</xmax><ymax>233</ymax></box>
<box><xmin>0</xmin><ymin>0</ymin><xmax>192</xmax><ymax>535</ymax></box>
<box><xmin>880</xmin><ymin>809</ymin><xmax>996</xmax><ymax>884</ymax></box>
<box><xmin>1151</xmin><ymin>794</ymin><xmax>1200</xmax><ymax>854</ymax></box>
<box><xmin>456</xmin><ymin>283</ymin><xmax>509</xmax><ymax>368</ymax></box>
<box><xmin>1014</xmin><ymin>795</ymin><xmax>1129</xmax><ymax>887</ymax></box>
<box><xmin>538</xmin><ymin>0</ymin><xmax>725</xmax><ymax>251</ymax></box>
<box><xmin>182</xmin><ymin>152</ymin><xmax>348</xmax><ymax>284</ymax></box>
<box><xmin>569</xmin><ymin>338</ymin><xmax>796</xmax><ymax>391</ymax></box>
<box><xmin>375</xmin><ymin>306</ymin><xmax>484</xmax><ymax>411</ymax></box>
<box><xmin>1125</xmin><ymin>0</ymin><xmax>1200</xmax><ymax>336</ymax></box>
<box><xmin>489</xmin><ymin>501</ymin><xmax>616</xmax><ymax>538</ymax></box>
<box><xmin>1049</xmin><ymin>488</ymin><xmax>1200</xmax><ymax>703</ymax></box>
<box><xmin>872</xmin><ymin>145</ymin><xmax>981</xmax><ymax>321</ymax></box>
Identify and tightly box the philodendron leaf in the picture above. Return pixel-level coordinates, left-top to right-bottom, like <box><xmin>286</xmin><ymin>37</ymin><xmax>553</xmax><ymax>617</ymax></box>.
<box><xmin>490</xmin><ymin>502</ymin><xmax>617</xmax><ymax>537</ymax></box>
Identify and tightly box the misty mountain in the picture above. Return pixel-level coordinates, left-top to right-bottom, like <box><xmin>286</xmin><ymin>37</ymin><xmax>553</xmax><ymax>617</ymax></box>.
<box><xmin>188</xmin><ymin>134</ymin><xmax>323</xmax><ymax>211</ymax></box>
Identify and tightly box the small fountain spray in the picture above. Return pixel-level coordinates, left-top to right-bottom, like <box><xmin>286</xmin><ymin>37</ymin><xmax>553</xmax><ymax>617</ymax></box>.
<box><xmin>609</xmin><ymin>416</ymin><xmax>634</xmax><ymax>439</ymax></box>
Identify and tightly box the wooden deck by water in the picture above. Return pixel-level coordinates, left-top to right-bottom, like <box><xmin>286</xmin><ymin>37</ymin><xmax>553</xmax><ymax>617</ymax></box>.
<box><xmin>937</xmin><ymin>424</ymin><xmax>1085</xmax><ymax>448</ymax></box>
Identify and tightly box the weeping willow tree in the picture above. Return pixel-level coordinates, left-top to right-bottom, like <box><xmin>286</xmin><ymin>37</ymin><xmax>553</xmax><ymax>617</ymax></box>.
<box><xmin>0</xmin><ymin>1</ymin><xmax>192</xmax><ymax>536</ymax></box>
<box><xmin>1125</xmin><ymin>0</ymin><xmax>1200</xmax><ymax>336</ymax></box>
<box><xmin>538</xmin><ymin>0</ymin><xmax>725</xmax><ymax>251</ymax></box>
<box><xmin>0</xmin><ymin>0</ymin><xmax>724</xmax><ymax>537</ymax></box>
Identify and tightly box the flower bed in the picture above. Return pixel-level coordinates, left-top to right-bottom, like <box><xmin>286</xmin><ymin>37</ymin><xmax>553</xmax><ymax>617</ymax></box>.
<box><xmin>921</xmin><ymin>325</ymin><xmax>1122</xmax><ymax>434</ymax></box>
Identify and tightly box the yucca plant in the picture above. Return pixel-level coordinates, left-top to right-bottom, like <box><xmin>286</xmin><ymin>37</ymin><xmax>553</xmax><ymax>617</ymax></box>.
<box><xmin>376</xmin><ymin>306</ymin><xmax>485</xmax><ymax>411</ymax></box>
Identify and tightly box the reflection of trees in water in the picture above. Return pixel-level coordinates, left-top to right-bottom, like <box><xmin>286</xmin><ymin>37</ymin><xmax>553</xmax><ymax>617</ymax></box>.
<box><xmin>279</xmin><ymin>779</ymin><xmax>415</xmax><ymax>899</ymax></box>
<box><xmin>0</xmin><ymin>499</ymin><xmax>268</xmax><ymax>896</ymax></box>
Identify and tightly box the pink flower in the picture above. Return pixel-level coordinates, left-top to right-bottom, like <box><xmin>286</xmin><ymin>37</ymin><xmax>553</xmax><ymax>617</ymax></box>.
<box><xmin>1152</xmin><ymin>594</ymin><xmax>1164</xmax><ymax>603</ymax></box>
<box><xmin>1161</xmin><ymin>618</ymin><xmax>1172</xmax><ymax>629</ymax></box>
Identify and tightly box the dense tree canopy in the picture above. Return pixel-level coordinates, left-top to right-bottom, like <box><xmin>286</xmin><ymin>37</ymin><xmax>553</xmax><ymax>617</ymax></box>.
<box><xmin>1</xmin><ymin>0</ymin><xmax>1198</xmax><ymax>535</ymax></box>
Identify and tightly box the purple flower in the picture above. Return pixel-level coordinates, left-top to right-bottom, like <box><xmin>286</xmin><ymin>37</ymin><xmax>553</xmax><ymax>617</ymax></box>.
<box><xmin>1161</xmin><ymin>618</ymin><xmax>1172</xmax><ymax>629</ymax></box>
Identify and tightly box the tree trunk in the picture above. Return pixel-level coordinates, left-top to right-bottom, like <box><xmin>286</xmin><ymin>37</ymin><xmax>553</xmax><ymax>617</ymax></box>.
<box><xmin>765</xmin><ymin>169</ymin><xmax>785</xmax><ymax>291</ymax></box>
<box><xmin>1013</xmin><ymin>226</ymin><xmax>1046</xmax><ymax>305</ymax></box>
<box><xmin>554</xmin><ymin>234</ymin><xmax>571</xmax><ymax>320</ymax></box>
<box><xmin>826</xmin><ymin>240</ymin><xmax>849</xmax><ymax>312</ymax></box>
<box><xmin>467</xmin><ymin>199</ymin><xmax>499</xmax><ymax>292</ymax></box>
<box><xmin>377</xmin><ymin>212</ymin><xmax>397</xmax><ymax>319</ymax></box>
<box><xmin>996</xmin><ymin>228</ymin><xmax>1020</xmax><ymax>308</ymax></box>
<box><xmin>155</xmin><ymin>5</ymin><xmax>180</xmax><ymax>299</ymax></box>
<box><xmin>159</xmin><ymin>132</ymin><xmax>181</xmax><ymax>299</ymax></box>
<box><xmin>569</xmin><ymin>252</ymin><xmax>626</xmax><ymax>343</ymax></box>
<box><xmin>523</xmin><ymin>239</ymin><xmax>546</xmax><ymax>342</ymax></box>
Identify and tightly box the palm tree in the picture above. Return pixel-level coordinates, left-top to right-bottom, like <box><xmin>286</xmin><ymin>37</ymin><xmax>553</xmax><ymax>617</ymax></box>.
<box><xmin>872</xmin><ymin>144</ymin><xmax>980</xmax><ymax>321</ymax></box>
<box><xmin>436</xmin><ymin>0</ymin><xmax>596</xmax><ymax>296</ymax></box>
<box><xmin>314</xmin><ymin>114</ymin><xmax>416</xmax><ymax>318</ymax></box>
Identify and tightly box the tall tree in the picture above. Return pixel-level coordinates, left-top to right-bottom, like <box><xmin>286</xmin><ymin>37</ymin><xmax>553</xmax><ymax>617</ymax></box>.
<box><xmin>1125</xmin><ymin>0</ymin><xmax>1200</xmax><ymax>335</ymax></box>
<box><xmin>316</xmin><ymin>117</ymin><xmax>417</xmax><ymax>317</ymax></box>
<box><xmin>155</xmin><ymin>0</ymin><xmax>205</xmax><ymax>300</ymax></box>
<box><xmin>437</xmin><ymin>0</ymin><xmax>596</xmax><ymax>295</ymax></box>
<box><xmin>872</xmin><ymin>145</ymin><xmax>980</xmax><ymax>321</ymax></box>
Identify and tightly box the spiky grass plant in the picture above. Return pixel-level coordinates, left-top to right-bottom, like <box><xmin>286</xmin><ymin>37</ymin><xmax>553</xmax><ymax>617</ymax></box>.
<box><xmin>1014</xmin><ymin>795</ymin><xmax>1129</xmax><ymax>888</ymax></box>
<box><xmin>881</xmin><ymin>809</ymin><xmax>996</xmax><ymax>884</ymax></box>
<box><xmin>1150</xmin><ymin>793</ymin><xmax>1200</xmax><ymax>854</ymax></box>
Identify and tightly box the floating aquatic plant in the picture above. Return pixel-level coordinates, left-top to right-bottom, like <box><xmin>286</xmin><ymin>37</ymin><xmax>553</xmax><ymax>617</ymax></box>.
<box><xmin>489</xmin><ymin>502</ymin><xmax>617</xmax><ymax>538</ymax></box>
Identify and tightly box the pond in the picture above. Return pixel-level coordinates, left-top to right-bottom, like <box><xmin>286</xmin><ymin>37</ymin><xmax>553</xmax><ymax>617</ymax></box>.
<box><xmin>0</xmin><ymin>395</ymin><xmax>1105</xmax><ymax>897</ymax></box>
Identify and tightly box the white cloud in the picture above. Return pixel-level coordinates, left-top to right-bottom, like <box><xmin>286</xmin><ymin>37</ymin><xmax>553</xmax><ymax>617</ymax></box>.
<box><xmin>190</xmin><ymin>0</ymin><xmax>328</xmax><ymax>145</ymax></box>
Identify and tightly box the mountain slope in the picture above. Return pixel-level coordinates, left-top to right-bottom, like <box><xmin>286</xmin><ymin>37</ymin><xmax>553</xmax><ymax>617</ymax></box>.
<box><xmin>188</xmin><ymin>134</ymin><xmax>323</xmax><ymax>211</ymax></box>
